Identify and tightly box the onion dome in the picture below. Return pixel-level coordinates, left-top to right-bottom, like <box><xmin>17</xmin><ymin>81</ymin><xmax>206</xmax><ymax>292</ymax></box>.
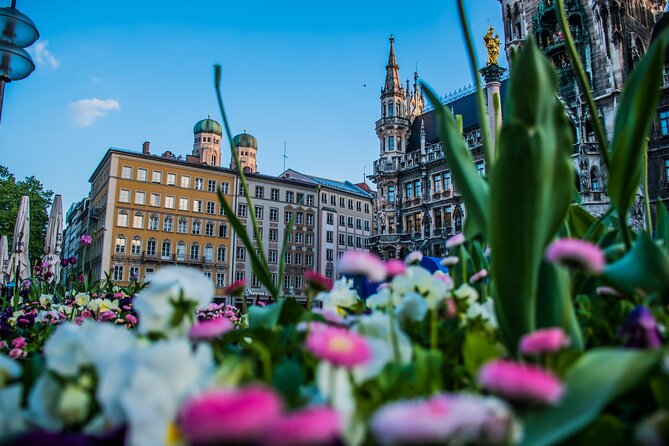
<box><xmin>232</xmin><ymin>131</ymin><xmax>258</xmax><ymax>149</ymax></box>
<box><xmin>193</xmin><ymin>117</ymin><xmax>222</xmax><ymax>136</ymax></box>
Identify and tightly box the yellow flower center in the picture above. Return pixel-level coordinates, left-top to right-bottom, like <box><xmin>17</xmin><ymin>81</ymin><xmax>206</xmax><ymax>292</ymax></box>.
<box><xmin>166</xmin><ymin>421</ymin><xmax>183</xmax><ymax>445</ymax></box>
<box><xmin>328</xmin><ymin>335</ymin><xmax>353</xmax><ymax>353</ymax></box>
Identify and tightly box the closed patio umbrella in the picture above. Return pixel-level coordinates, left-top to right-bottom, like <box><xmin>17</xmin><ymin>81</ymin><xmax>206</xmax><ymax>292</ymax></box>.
<box><xmin>41</xmin><ymin>194</ymin><xmax>63</xmax><ymax>282</ymax></box>
<box><xmin>7</xmin><ymin>195</ymin><xmax>30</xmax><ymax>282</ymax></box>
<box><xmin>0</xmin><ymin>235</ymin><xmax>8</xmax><ymax>285</ymax></box>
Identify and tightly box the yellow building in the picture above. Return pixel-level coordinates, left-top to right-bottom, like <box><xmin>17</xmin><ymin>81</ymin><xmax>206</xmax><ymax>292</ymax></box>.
<box><xmin>87</xmin><ymin>118</ymin><xmax>238</xmax><ymax>298</ymax></box>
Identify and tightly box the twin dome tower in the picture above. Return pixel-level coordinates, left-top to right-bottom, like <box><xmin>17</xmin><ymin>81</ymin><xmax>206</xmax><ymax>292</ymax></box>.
<box><xmin>191</xmin><ymin>117</ymin><xmax>258</xmax><ymax>173</ymax></box>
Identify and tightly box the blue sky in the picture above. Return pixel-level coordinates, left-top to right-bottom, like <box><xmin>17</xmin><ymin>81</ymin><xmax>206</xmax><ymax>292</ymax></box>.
<box><xmin>0</xmin><ymin>0</ymin><xmax>504</xmax><ymax>211</ymax></box>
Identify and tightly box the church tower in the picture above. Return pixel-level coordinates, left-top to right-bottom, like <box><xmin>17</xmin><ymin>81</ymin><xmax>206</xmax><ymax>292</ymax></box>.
<box><xmin>192</xmin><ymin>117</ymin><xmax>222</xmax><ymax>167</ymax></box>
<box><xmin>230</xmin><ymin>131</ymin><xmax>258</xmax><ymax>173</ymax></box>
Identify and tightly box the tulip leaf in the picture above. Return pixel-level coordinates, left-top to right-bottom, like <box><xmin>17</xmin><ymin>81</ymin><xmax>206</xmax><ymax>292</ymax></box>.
<box><xmin>272</xmin><ymin>358</ymin><xmax>303</xmax><ymax>407</ymax></box>
<box><xmin>462</xmin><ymin>330</ymin><xmax>500</xmax><ymax>377</ymax></box>
<box><xmin>655</xmin><ymin>200</ymin><xmax>669</xmax><ymax>252</ymax></box>
<box><xmin>521</xmin><ymin>348</ymin><xmax>661</xmax><ymax>446</ymax></box>
<box><xmin>602</xmin><ymin>232</ymin><xmax>669</xmax><ymax>297</ymax></box>
<box><xmin>489</xmin><ymin>39</ymin><xmax>574</xmax><ymax>351</ymax></box>
<box><xmin>422</xmin><ymin>83</ymin><xmax>489</xmax><ymax>238</ymax></box>
<box><xmin>248</xmin><ymin>299</ymin><xmax>285</xmax><ymax>330</ymax></box>
<box><xmin>566</xmin><ymin>205</ymin><xmax>607</xmax><ymax>243</ymax></box>
<box><xmin>608</xmin><ymin>32</ymin><xmax>668</xmax><ymax>220</ymax></box>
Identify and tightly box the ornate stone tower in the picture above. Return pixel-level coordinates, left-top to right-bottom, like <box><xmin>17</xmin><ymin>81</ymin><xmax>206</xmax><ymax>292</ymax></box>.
<box><xmin>230</xmin><ymin>131</ymin><xmax>258</xmax><ymax>173</ymax></box>
<box><xmin>192</xmin><ymin>117</ymin><xmax>222</xmax><ymax>167</ymax></box>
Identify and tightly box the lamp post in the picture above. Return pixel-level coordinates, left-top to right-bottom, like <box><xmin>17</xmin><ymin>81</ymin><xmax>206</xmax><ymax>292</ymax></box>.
<box><xmin>0</xmin><ymin>0</ymin><xmax>39</xmax><ymax>124</ymax></box>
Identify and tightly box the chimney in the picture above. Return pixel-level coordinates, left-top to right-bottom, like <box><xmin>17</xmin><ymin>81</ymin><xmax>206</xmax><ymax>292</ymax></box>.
<box><xmin>142</xmin><ymin>141</ymin><xmax>150</xmax><ymax>155</ymax></box>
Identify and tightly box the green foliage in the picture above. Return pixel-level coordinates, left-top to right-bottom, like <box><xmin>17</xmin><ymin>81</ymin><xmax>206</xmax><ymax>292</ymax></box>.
<box><xmin>489</xmin><ymin>38</ymin><xmax>574</xmax><ymax>351</ymax></box>
<box><xmin>655</xmin><ymin>200</ymin><xmax>669</xmax><ymax>252</ymax></box>
<box><xmin>565</xmin><ymin>205</ymin><xmax>608</xmax><ymax>242</ymax></box>
<box><xmin>0</xmin><ymin>165</ymin><xmax>53</xmax><ymax>264</ymax></box>
<box><xmin>521</xmin><ymin>348</ymin><xmax>661</xmax><ymax>446</ymax></box>
<box><xmin>462</xmin><ymin>329</ymin><xmax>500</xmax><ymax>377</ymax></box>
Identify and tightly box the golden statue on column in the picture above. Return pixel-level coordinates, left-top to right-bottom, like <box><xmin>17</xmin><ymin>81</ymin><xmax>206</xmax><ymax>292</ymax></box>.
<box><xmin>484</xmin><ymin>26</ymin><xmax>501</xmax><ymax>66</ymax></box>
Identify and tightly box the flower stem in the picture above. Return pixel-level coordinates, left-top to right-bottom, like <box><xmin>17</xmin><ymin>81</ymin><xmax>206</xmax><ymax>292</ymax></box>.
<box><xmin>387</xmin><ymin>290</ymin><xmax>400</xmax><ymax>362</ymax></box>
<box><xmin>460</xmin><ymin>245</ymin><xmax>467</xmax><ymax>285</ymax></box>
<box><xmin>643</xmin><ymin>138</ymin><xmax>653</xmax><ymax>236</ymax></box>
<box><xmin>430</xmin><ymin>308</ymin><xmax>438</xmax><ymax>350</ymax></box>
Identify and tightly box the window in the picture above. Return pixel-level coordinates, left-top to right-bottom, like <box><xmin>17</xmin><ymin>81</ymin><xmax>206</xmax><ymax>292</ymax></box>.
<box><xmin>145</xmin><ymin>267</ymin><xmax>154</xmax><ymax>280</ymax></box>
<box><xmin>331</xmin><ymin>195</ymin><xmax>336</xmax><ymax>206</ymax></box>
<box><xmin>269</xmin><ymin>229</ymin><xmax>278</xmax><ymax>242</ymax></box>
<box><xmin>177</xmin><ymin>218</ymin><xmax>188</xmax><ymax>233</ymax></box>
<box><xmin>270</xmin><ymin>208</ymin><xmax>278</xmax><ymax>221</ymax></box>
<box><xmin>269</xmin><ymin>250</ymin><xmax>277</xmax><ymax>263</ymax></box>
<box><xmin>326</xmin><ymin>249</ymin><xmax>333</xmax><ymax>261</ymax></box>
<box><xmin>297</xmin><ymin>193</ymin><xmax>304</xmax><ymax>204</ymax></box>
<box><xmin>146</xmin><ymin>239</ymin><xmax>157</xmax><ymax>256</ymax></box>
<box><xmin>204</xmin><ymin>245</ymin><xmax>213</xmax><ymax>261</ymax></box>
<box><xmin>388</xmin><ymin>185</ymin><xmax>395</xmax><ymax>203</ymax></box>
<box><xmin>356</xmin><ymin>201</ymin><xmax>362</xmax><ymax>212</ymax></box>
<box><xmin>203</xmin><ymin>271</ymin><xmax>212</xmax><ymax>280</ymax></box>
<box><xmin>163</xmin><ymin>216</ymin><xmax>173</xmax><ymax>232</ymax></box>
<box><xmin>190</xmin><ymin>243</ymin><xmax>200</xmax><ymax>260</ymax></box>
<box><xmin>339</xmin><ymin>215</ymin><xmax>345</xmax><ymax>226</ymax></box>
<box><xmin>217</xmin><ymin>246</ymin><xmax>226</xmax><ymax>262</ymax></box>
<box><xmin>113</xmin><ymin>265</ymin><xmax>124</xmax><ymax>281</ymax></box>
<box><xmin>132</xmin><ymin>212</ymin><xmax>144</xmax><ymax>229</ymax></box>
<box><xmin>152</xmin><ymin>171</ymin><xmax>162</xmax><ymax>183</ymax></box>
<box><xmin>348</xmin><ymin>217</ymin><xmax>354</xmax><ymax>228</ymax></box>
<box><xmin>219</xmin><ymin>223</ymin><xmax>228</xmax><ymax>238</ymax></box>
<box><xmin>121</xmin><ymin>166</ymin><xmax>132</xmax><ymax>179</ymax></box>
<box><xmin>127</xmin><ymin>266</ymin><xmax>139</xmax><ymax>281</ymax></box>
<box><xmin>295</xmin><ymin>253</ymin><xmax>303</xmax><ymax>265</ymax></box>
<box><xmin>296</xmin><ymin>213</ymin><xmax>303</xmax><ymax>224</ymax></box>
<box><xmin>443</xmin><ymin>172</ymin><xmax>452</xmax><ymax>191</ymax></box>
<box><xmin>179</xmin><ymin>198</ymin><xmax>189</xmax><ymax>211</ymax></box>
<box><xmin>327</xmin><ymin>213</ymin><xmax>334</xmax><ymax>225</ymax></box>
<box><xmin>306</xmin><ymin>195</ymin><xmax>314</xmax><ymax>206</ymax></box>
<box><xmin>284</xmin><ymin>252</ymin><xmax>291</xmax><ymax>264</ymax></box>
<box><xmin>338</xmin><ymin>233</ymin><xmax>345</xmax><ymax>245</ymax></box>
<box><xmin>135</xmin><ymin>191</ymin><xmax>146</xmax><ymax>205</ymax></box>
<box><xmin>348</xmin><ymin>235</ymin><xmax>354</xmax><ymax>246</ymax></box>
<box><xmin>306</xmin><ymin>254</ymin><xmax>313</xmax><ymax>267</ymax></box>
<box><xmin>150</xmin><ymin>193</ymin><xmax>160</xmax><ymax>207</ymax></box>
<box><xmin>216</xmin><ymin>272</ymin><xmax>225</xmax><ymax>287</ymax></box>
<box><xmin>476</xmin><ymin>161</ymin><xmax>485</xmax><ymax>176</ymax></box>
<box><xmin>255</xmin><ymin>206</ymin><xmax>263</xmax><ymax>219</ymax></box>
<box><xmin>306</xmin><ymin>233</ymin><xmax>313</xmax><ymax>245</ymax></box>
<box><xmin>327</xmin><ymin>230</ymin><xmax>334</xmax><ymax>243</ymax></box>
<box><xmin>284</xmin><ymin>275</ymin><xmax>291</xmax><ymax>289</ymax></box>
<box><xmin>119</xmin><ymin>189</ymin><xmax>130</xmax><ymax>203</ymax></box>
<box><xmin>665</xmin><ymin>159</ymin><xmax>669</xmax><ymax>183</ymax></box>
<box><xmin>286</xmin><ymin>191</ymin><xmax>294</xmax><ymax>203</ymax></box>
<box><xmin>405</xmin><ymin>182</ymin><xmax>413</xmax><ymax>199</ymax></box>
<box><xmin>137</xmin><ymin>168</ymin><xmax>147</xmax><ymax>182</ymax></box>
<box><xmin>285</xmin><ymin>211</ymin><xmax>293</xmax><ymax>223</ymax></box>
<box><xmin>238</xmin><ymin>204</ymin><xmax>247</xmax><ymax>218</ymax></box>
<box><xmin>356</xmin><ymin>218</ymin><xmax>362</xmax><ymax>230</ymax></box>
<box><xmin>235</xmin><ymin>271</ymin><xmax>245</xmax><ymax>282</ymax></box>
<box><xmin>220</xmin><ymin>182</ymin><xmax>229</xmax><ymax>194</ymax></box>
<box><xmin>306</xmin><ymin>214</ymin><xmax>313</xmax><ymax>225</ymax></box>
<box><xmin>321</xmin><ymin>192</ymin><xmax>327</xmax><ymax>202</ymax></box>
<box><xmin>295</xmin><ymin>232</ymin><xmax>303</xmax><ymax>244</ymax></box>
<box><xmin>356</xmin><ymin>237</ymin><xmax>362</xmax><ymax>248</ymax></box>
<box><xmin>167</xmin><ymin>173</ymin><xmax>177</xmax><ymax>186</ymax></box>
<box><xmin>149</xmin><ymin>214</ymin><xmax>159</xmax><ymax>230</ymax></box>
<box><xmin>117</xmin><ymin>211</ymin><xmax>128</xmax><ymax>227</ymax></box>
<box><xmin>660</xmin><ymin>110</ymin><xmax>669</xmax><ymax>136</ymax></box>
<box><xmin>347</xmin><ymin>199</ymin><xmax>353</xmax><ymax>210</ymax></box>
<box><xmin>192</xmin><ymin>219</ymin><xmax>202</xmax><ymax>235</ymax></box>
<box><xmin>271</xmin><ymin>188</ymin><xmax>279</xmax><ymax>201</ymax></box>
<box><xmin>177</xmin><ymin>242</ymin><xmax>186</xmax><ymax>260</ymax></box>
<box><xmin>115</xmin><ymin>236</ymin><xmax>126</xmax><ymax>253</ymax></box>
<box><xmin>208</xmin><ymin>179</ymin><xmax>217</xmax><ymax>192</ymax></box>
<box><xmin>364</xmin><ymin>220</ymin><xmax>370</xmax><ymax>231</ymax></box>
<box><xmin>164</xmin><ymin>196</ymin><xmax>175</xmax><ymax>209</ymax></box>
<box><xmin>365</xmin><ymin>203</ymin><xmax>370</xmax><ymax>213</ymax></box>
<box><xmin>251</xmin><ymin>274</ymin><xmax>260</xmax><ymax>288</ymax></box>
<box><xmin>414</xmin><ymin>180</ymin><xmax>421</xmax><ymax>197</ymax></box>
<box><xmin>433</xmin><ymin>174</ymin><xmax>442</xmax><ymax>193</ymax></box>
<box><xmin>195</xmin><ymin>178</ymin><xmax>204</xmax><ymax>190</ymax></box>
<box><xmin>340</xmin><ymin>197</ymin><xmax>345</xmax><ymax>208</ymax></box>
<box><xmin>181</xmin><ymin>175</ymin><xmax>191</xmax><ymax>188</ymax></box>
<box><xmin>193</xmin><ymin>200</ymin><xmax>202</xmax><ymax>213</ymax></box>
<box><xmin>129</xmin><ymin>237</ymin><xmax>141</xmax><ymax>255</ymax></box>
<box><xmin>591</xmin><ymin>168</ymin><xmax>600</xmax><ymax>192</ymax></box>
<box><xmin>206</xmin><ymin>201</ymin><xmax>215</xmax><ymax>214</ymax></box>
<box><xmin>255</xmin><ymin>186</ymin><xmax>264</xmax><ymax>198</ymax></box>
<box><xmin>236</xmin><ymin>247</ymin><xmax>246</xmax><ymax>261</ymax></box>
<box><xmin>389</xmin><ymin>136</ymin><xmax>395</xmax><ymax>151</ymax></box>
<box><xmin>205</xmin><ymin>221</ymin><xmax>215</xmax><ymax>237</ymax></box>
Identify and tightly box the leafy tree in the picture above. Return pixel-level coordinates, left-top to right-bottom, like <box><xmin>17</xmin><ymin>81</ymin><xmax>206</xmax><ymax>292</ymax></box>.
<box><xmin>0</xmin><ymin>165</ymin><xmax>54</xmax><ymax>267</ymax></box>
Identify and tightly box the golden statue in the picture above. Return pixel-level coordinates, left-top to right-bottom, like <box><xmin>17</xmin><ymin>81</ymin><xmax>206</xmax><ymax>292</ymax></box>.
<box><xmin>484</xmin><ymin>26</ymin><xmax>502</xmax><ymax>66</ymax></box>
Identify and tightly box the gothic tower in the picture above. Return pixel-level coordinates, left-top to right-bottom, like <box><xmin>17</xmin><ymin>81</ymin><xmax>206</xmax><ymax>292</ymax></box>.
<box><xmin>192</xmin><ymin>117</ymin><xmax>222</xmax><ymax>167</ymax></box>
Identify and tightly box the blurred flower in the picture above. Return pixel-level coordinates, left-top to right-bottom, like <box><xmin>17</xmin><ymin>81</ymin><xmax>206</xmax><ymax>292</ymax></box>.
<box><xmin>39</xmin><ymin>294</ymin><xmax>53</xmax><ymax>307</ymax></box>
<box><xmin>74</xmin><ymin>293</ymin><xmax>90</xmax><ymax>307</ymax></box>
<box><xmin>392</xmin><ymin>266</ymin><xmax>450</xmax><ymax>310</ymax></box>
<box><xmin>11</xmin><ymin>337</ymin><xmax>26</xmax><ymax>349</ymax></box>
<box><xmin>316</xmin><ymin>278</ymin><xmax>360</xmax><ymax>316</ymax></box>
<box><xmin>619</xmin><ymin>306</ymin><xmax>662</xmax><ymax>349</ymax></box>
<box><xmin>266</xmin><ymin>406</ymin><xmax>340</xmax><ymax>446</ymax></box>
<box><xmin>224</xmin><ymin>280</ymin><xmax>246</xmax><ymax>297</ymax></box>
<box><xmin>0</xmin><ymin>353</ymin><xmax>21</xmax><ymax>386</ymax></box>
<box><xmin>56</xmin><ymin>384</ymin><xmax>91</xmax><ymax>426</ymax></box>
<box><xmin>440</xmin><ymin>256</ymin><xmax>459</xmax><ymax>267</ymax></box>
<box><xmin>371</xmin><ymin>393</ymin><xmax>517</xmax><ymax>445</ymax></box>
<box><xmin>385</xmin><ymin>260</ymin><xmax>407</xmax><ymax>278</ymax></box>
<box><xmin>60</xmin><ymin>258</ymin><xmax>69</xmax><ymax>267</ymax></box>
<box><xmin>306</xmin><ymin>325</ymin><xmax>371</xmax><ymax>368</ymax></box>
<box><xmin>80</xmin><ymin>235</ymin><xmax>93</xmax><ymax>247</ymax></box>
<box><xmin>188</xmin><ymin>317</ymin><xmax>233</xmax><ymax>340</ymax></box>
<box><xmin>78</xmin><ymin>274</ymin><xmax>84</xmax><ymax>282</ymax></box>
<box><xmin>125</xmin><ymin>314</ymin><xmax>137</xmax><ymax>325</ymax></box>
<box><xmin>69</xmin><ymin>256</ymin><xmax>78</xmax><ymax>265</ymax></box>
<box><xmin>545</xmin><ymin>238</ymin><xmax>605</xmax><ymax>274</ymax></box>
<box><xmin>179</xmin><ymin>387</ymin><xmax>281</xmax><ymax>444</ymax></box>
<box><xmin>635</xmin><ymin>410</ymin><xmax>669</xmax><ymax>446</ymax></box>
<box><xmin>470</xmin><ymin>269</ymin><xmax>488</xmax><ymax>283</ymax></box>
<box><xmin>404</xmin><ymin>251</ymin><xmax>423</xmax><ymax>265</ymax></box>
<box><xmin>596</xmin><ymin>286</ymin><xmax>621</xmax><ymax>297</ymax></box>
<box><xmin>446</xmin><ymin>234</ymin><xmax>465</xmax><ymax>249</ymax></box>
<box><xmin>8</xmin><ymin>348</ymin><xmax>24</xmax><ymax>359</ymax></box>
<box><xmin>478</xmin><ymin>360</ymin><xmax>563</xmax><ymax>405</ymax></box>
<box><xmin>520</xmin><ymin>327</ymin><xmax>570</xmax><ymax>356</ymax></box>
<box><xmin>338</xmin><ymin>251</ymin><xmax>387</xmax><ymax>282</ymax></box>
<box><xmin>304</xmin><ymin>271</ymin><xmax>333</xmax><ymax>293</ymax></box>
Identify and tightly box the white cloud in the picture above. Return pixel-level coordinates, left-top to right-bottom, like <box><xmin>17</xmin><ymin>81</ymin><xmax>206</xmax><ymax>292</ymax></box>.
<box><xmin>31</xmin><ymin>41</ymin><xmax>59</xmax><ymax>69</ymax></box>
<box><xmin>69</xmin><ymin>98</ymin><xmax>120</xmax><ymax>127</ymax></box>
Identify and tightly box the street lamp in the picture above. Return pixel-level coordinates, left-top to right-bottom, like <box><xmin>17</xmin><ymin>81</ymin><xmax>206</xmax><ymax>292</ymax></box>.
<box><xmin>0</xmin><ymin>0</ymin><xmax>39</xmax><ymax>124</ymax></box>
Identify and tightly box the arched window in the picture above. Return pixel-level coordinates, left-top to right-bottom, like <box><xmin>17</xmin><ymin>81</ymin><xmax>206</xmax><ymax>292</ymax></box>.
<box><xmin>204</xmin><ymin>244</ymin><xmax>214</xmax><ymax>261</ymax></box>
<box><xmin>397</xmin><ymin>136</ymin><xmax>402</xmax><ymax>152</ymax></box>
<box><xmin>176</xmin><ymin>241</ymin><xmax>186</xmax><ymax>261</ymax></box>
<box><xmin>146</xmin><ymin>238</ymin><xmax>157</xmax><ymax>256</ymax></box>
<box><xmin>192</xmin><ymin>219</ymin><xmax>202</xmax><ymax>235</ymax></box>
<box><xmin>131</xmin><ymin>236</ymin><xmax>142</xmax><ymax>255</ymax></box>
<box><xmin>388</xmin><ymin>102</ymin><xmax>394</xmax><ymax>117</ymax></box>
<box><xmin>161</xmin><ymin>240</ymin><xmax>171</xmax><ymax>259</ymax></box>
<box><xmin>211</xmin><ymin>154</ymin><xmax>217</xmax><ymax>165</ymax></box>
<box><xmin>163</xmin><ymin>216</ymin><xmax>173</xmax><ymax>232</ymax></box>
<box><xmin>115</xmin><ymin>235</ymin><xmax>126</xmax><ymax>254</ymax></box>
<box><xmin>217</xmin><ymin>245</ymin><xmax>226</xmax><ymax>262</ymax></box>
<box><xmin>190</xmin><ymin>243</ymin><xmax>200</xmax><ymax>260</ymax></box>
<box><xmin>590</xmin><ymin>167</ymin><xmax>601</xmax><ymax>191</ymax></box>
<box><xmin>205</xmin><ymin>221</ymin><xmax>215</xmax><ymax>237</ymax></box>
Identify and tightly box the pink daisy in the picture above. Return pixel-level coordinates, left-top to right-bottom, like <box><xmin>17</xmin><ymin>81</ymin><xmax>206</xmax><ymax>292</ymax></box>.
<box><xmin>179</xmin><ymin>387</ymin><xmax>282</xmax><ymax>443</ymax></box>
<box><xmin>264</xmin><ymin>406</ymin><xmax>340</xmax><ymax>446</ymax></box>
<box><xmin>337</xmin><ymin>251</ymin><xmax>387</xmax><ymax>282</ymax></box>
<box><xmin>478</xmin><ymin>360</ymin><xmax>563</xmax><ymax>404</ymax></box>
<box><xmin>545</xmin><ymin>238</ymin><xmax>605</xmax><ymax>274</ymax></box>
<box><xmin>189</xmin><ymin>317</ymin><xmax>234</xmax><ymax>340</ymax></box>
<box><xmin>519</xmin><ymin>327</ymin><xmax>570</xmax><ymax>356</ymax></box>
<box><xmin>225</xmin><ymin>280</ymin><xmax>246</xmax><ymax>296</ymax></box>
<box><xmin>304</xmin><ymin>270</ymin><xmax>334</xmax><ymax>293</ymax></box>
<box><xmin>469</xmin><ymin>269</ymin><xmax>488</xmax><ymax>283</ymax></box>
<box><xmin>385</xmin><ymin>260</ymin><xmax>407</xmax><ymax>277</ymax></box>
<box><xmin>404</xmin><ymin>251</ymin><xmax>423</xmax><ymax>265</ymax></box>
<box><xmin>446</xmin><ymin>234</ymin><xmax>465</xmax><ymax>249</ymax></box>
<box><xmin>305</xmin><ymin>325</ymin><xmax>371</xmax><ymax>368</ymax></box>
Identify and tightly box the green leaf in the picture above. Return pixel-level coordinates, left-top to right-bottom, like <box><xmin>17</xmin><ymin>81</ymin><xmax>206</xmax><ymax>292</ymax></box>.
<box><xmin>248</xmin><ymin>300</ymin><xmax>285</xmax><ymax>330</ymax></box>
<box><xmin>603</xmin><ymin>232</ymin><xmax>669</xmax><ymax>297</ymax></box>
<box><xmin>568</xmin><ymin>415</ymin><xmax>627</xmax><ymax>446</ymax></box>
<box><xmin>608</xmin><ymin>32</ymin><xmax>668</xmax><ymax>220</ymax></box>
<box><xmin>272</xmin><ymin>358</ymin><xmax>303</xmax><ymax>407</ymax></box>
<box><xmin>462</xmin><ymin>330</ymin><xmax>500</xmax><ymax>377</ymax></box>
<box><xmin>489</xmin><ymin>39</ymin><xmax>574</xmax><ymax>351</ymax></box>
<box><xmin>655</xmin><ymin>200</ymin><xmax>669</xmax><ymax>252</ymax></box>
<box><xmin>422</xmin><ymin>84</ymin><xmax>489</xmax><ymax>238</ymax></box>
<box><xmin>277</xmin><ymin>213</ymin><xmax>296</xmax><ymax>295</ymax></box>
<box><xmin>521</xmin><ymin>348</ymin><xmax>661</xmax><ymax>446</ymax></box>
<box><xmin>566</xmin><ymin>205</ymin><xmax>607</xmax><ymax>242</ymax></box>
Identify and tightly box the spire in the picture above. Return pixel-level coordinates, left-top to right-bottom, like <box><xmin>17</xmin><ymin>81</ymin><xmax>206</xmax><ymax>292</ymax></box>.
<box><xmin>383</xmin><ymin>34</ymin><xmax>402</xmax><ymax>96</ymax></box>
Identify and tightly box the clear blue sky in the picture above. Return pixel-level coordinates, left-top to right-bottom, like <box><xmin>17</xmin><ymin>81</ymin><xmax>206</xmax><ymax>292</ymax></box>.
<box><xmin>0</xmin><ymin>0</ymin><xmax>504</xmax><ymax>211</ymax></box>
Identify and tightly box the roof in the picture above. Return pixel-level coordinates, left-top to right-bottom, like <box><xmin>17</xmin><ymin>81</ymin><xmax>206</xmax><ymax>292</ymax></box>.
<box><xmin>280</xmin><ymin>169</ymin><xmax>373</xmax><ymax>199</ymax></box>
<box><xmin>232</xmin><ymin>132</ymin><xmax>258</xmax><ymax>150</ymax></box>
<box><xmin>406</xmin><ymin>78</ymin><xmax>509</xmax><ymax>152</ymax></box>
<box><xmin>193</xmin><ymin>118</ymin><xmax>222</xmax><ymax>136</ymax></box>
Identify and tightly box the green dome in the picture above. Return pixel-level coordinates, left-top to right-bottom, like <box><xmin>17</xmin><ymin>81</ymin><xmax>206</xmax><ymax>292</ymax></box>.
<box><xmin>193</xmin><ymin>118</ymin><xmax>222</xmax><ymax>136</ymax></box>
<box><xmin>232</xmin><ymin>131</ymin><xmax>258</xmax><ymax>150</ymax></box>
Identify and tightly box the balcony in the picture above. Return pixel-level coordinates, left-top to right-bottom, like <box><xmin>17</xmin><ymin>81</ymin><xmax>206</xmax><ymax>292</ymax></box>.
<box><xmin>373</xmin><ymin>159</ymin><xmax>400</xmax><ymax>175</ymax></box>
<box><xmin>375</xmin><ymin>116</ymin><xmax>410</xmax><ymax>129</ymax></box>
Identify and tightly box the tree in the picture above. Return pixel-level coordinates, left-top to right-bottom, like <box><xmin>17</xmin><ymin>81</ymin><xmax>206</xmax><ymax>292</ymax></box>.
<box><xmin>0</xmin><ymin>166</ymin><xmax>54</xmax><ymax>267</ymax></box>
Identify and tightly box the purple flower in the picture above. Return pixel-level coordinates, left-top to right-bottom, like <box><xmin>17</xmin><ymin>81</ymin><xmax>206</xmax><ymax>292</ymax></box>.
<box><xmin>545</xmin><ymin>238</ymin><xmax>605</xmax><ymax>274</ymax></box>
<box><xmin>61</xmin><ymin>258</ymin><xmax>69</xmax><ymax>267</ymax></box>
<box><xmin>80</xmin><ymin>234</ymin><xmax>93</xmax><ymax>247</ymax></box>
<box><xmin>619</xmin><ymin>306</ymin><xmax>662</xmax><ymax>349</ymax></box>
<box><xmin>69</xmin><ymin>256</ymin><xmax>78</xmax><ymax>265</ymax></box>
